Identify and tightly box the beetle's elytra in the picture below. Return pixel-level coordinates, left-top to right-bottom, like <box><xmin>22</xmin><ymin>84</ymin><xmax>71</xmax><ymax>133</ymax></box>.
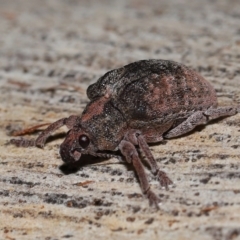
<box><xmin>11</xmin><ymin>59</ymin><xmax>240</xmax><ymax>207</ymax></box>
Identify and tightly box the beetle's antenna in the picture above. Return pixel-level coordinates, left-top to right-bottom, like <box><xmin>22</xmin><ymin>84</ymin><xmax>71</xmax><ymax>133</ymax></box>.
<box><xmin>92</xmin><ymin>152</ymin><xmax>123</xmax><ymax>161</ymax></box>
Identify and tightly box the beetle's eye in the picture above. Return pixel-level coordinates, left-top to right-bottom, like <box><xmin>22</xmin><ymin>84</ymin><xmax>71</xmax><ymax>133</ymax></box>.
<box><xmin>79</xmin><ymin>135</ymin><xmax>90</xmax><ymax>148</ymax></box>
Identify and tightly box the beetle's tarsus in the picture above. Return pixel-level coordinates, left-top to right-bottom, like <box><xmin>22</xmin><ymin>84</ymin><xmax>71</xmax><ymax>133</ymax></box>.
<box><xmin>146</xmin><ymin>189</ymin><xmax>161</xmax><ymax>208</ymax></box>
<box><xmin>9</xmin><ymin>138</ymin><xmax>36</xmax><ymax>148</ymax></box>
<box><xmin>157</xmin><ymin>170</ymin><xmax>173</xmax><ymax>190</ymax></box>
<box><xmin>35</xmin><ymin>139</ymin><xmax>45</xmax><ymax>148</ymax></box>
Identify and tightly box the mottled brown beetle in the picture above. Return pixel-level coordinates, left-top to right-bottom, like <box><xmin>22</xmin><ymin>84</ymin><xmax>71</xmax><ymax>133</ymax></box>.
<box><xmin>11</xmin><ymin>59</ymin><xmax>240</xmax><ymax>207</ymax></box>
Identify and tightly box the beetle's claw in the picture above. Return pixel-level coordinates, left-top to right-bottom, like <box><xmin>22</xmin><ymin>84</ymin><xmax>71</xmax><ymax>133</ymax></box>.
<box><xmin>35</xmin><ymin>137</ymin><xmax>45</xmax><ymax>148</ymax></box>
<box><xmin>36</xmin><ymin>142</ymin><xmax>44</xmax><ymax>148</ymax></box>
<box><xmin>157</xmin><ymin>170</ymin><xmax>173</xmax><ymax>190</ymax></box>
<box><xmin>146</xmin><ymin>189</ymin><xmax>161</xmax><ymax>209</ymax></box>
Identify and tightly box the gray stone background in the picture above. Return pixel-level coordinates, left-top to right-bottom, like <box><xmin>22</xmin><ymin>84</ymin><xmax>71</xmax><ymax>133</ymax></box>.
<box><xmin>0</xmin><ymin>0</ymin><xmax>240</xmax><ymax>239</ymax></box>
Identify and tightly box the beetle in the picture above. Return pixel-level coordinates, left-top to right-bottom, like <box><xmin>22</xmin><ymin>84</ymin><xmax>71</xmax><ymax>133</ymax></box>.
<box><xmin>10</xmin><ymin>59</ymin><xmax>240</xmax><ymax>207</ymax></box>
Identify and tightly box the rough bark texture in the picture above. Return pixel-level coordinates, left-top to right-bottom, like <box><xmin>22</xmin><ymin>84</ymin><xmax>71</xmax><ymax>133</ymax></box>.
<box><xmin>0</xmin><ymin>0</ymin><xmax>240</xmax><ymax>239</ymax></box>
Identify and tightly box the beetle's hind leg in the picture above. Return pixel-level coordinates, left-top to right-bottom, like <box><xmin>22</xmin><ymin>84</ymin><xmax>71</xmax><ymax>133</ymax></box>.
<box><xmin>164</xmin><ymin>106</ymin><xmax>239</xmax><ymax>139</ymax></box>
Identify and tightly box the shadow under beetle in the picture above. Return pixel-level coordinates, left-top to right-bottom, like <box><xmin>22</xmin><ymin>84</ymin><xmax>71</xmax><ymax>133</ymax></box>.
<box><xmin>11</xmin><ymin>59</ymin><xmax>240</xmax><ymax>207</ymax></box>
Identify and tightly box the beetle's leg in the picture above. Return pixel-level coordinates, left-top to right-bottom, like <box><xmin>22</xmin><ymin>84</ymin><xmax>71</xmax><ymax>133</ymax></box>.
<box><xmin>137</xmin><ymin>134</ymin><xmax>173</xmax><ymax>190</ymax></box>
<box><xmin>164</xmin><ymin>106</ymin><xmax>239</xmax><ymax>139</ymax></box>
<box><xmin>35</xmin><ymin>115</ymin><xmax>79</xmax><ymax>147</ymax></box>
<box><xmin>9</xmin><ymin>137</ymin><xmax>36</xmax><ymax>147</ymax></box>
<box><xmin>119</xmin><ymin>139</ymin><xmax>161</xmax><ymax>208</ymax></box>
<box><xmin>10</xmin><ymin>115</ymin><xmax>79</xmax><ymax>148</ymax></box>
<box><xmin>124</xmin><ymin>130</ymin><xmax>173</xmax><ymax>190</ymax></box>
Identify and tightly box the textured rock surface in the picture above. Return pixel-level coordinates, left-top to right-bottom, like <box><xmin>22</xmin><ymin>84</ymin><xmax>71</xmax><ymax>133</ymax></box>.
<box><xmin>0</xmin><ymin>0</ymin><xmax>240</xmax><ymax>239</ymax></box>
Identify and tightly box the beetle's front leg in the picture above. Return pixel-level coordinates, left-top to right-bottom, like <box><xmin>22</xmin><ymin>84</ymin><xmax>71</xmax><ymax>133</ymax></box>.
<box><xmin>119</xmin><ymin>140</ymin><xmax>161</xmax><ymax>208</ymax></box>
<box><xmin>10</xmin><ymin>115</ymin><xmax>79</xmax><ymax>148</ymax></box>
<box><xmin>35</xmin><ymin>115</ymin><xmax>79</xmax><ymax>147</ymax></box>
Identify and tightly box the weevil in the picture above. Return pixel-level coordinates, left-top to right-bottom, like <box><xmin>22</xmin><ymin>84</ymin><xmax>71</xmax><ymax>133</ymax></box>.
<box><xmin>10</xmin><ymin>59</ymin><xmax>240</xmax><ymax>207</ymax></box>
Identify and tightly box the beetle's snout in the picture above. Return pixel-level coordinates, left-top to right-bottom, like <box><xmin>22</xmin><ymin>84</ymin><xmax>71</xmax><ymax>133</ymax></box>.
<box><xmin>59</xmin><ymin>129</ymin><xmax>92</xmax><ymax>163</ymax></box>
<box><xmin>59</xmin><ymin>143</ymin><xmax>82</xmax><ymax>163</ymax></box>
<box><xmin>59</xmin><ymin>130</ymin><xmax>82</xmax><ymax>163</ymax></box>
<box><xmin>59</xmin><ymin>143</ymin><xmax>81</xmax><ymax>163</ymax></box>
<box><xmin>71</xmin><ymin>149</ymin><xmax>81</xmax><ymax>161</ymax></box>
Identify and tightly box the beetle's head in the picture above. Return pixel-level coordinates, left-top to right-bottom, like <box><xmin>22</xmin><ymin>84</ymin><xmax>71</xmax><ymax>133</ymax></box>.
<box><xmin>59</xmin><ymin>128</ymin><xmax>96</xmax><ymax>163</ymax></box>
